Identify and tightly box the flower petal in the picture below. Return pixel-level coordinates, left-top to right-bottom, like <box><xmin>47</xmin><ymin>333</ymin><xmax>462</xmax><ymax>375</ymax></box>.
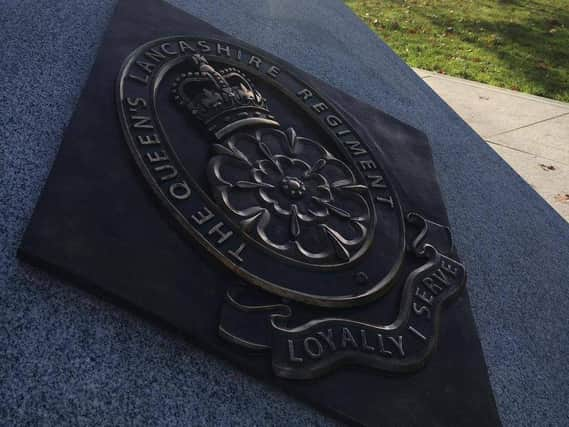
<box><xmin>256</xmin><ymin>210</ymin><xmax>292</xmax><ymax>251</ymax></box>
<box><xmin>227</xmin><ymin>132</ymin><xmax>264</xmax><ymax>164</ymax></box>
<box><xmin>255</xmin><ymin>128</ymin><xmax>290</xmax><ymax>157</ymax></box>
<box><xmin>293</xmin><ymin>223</ymin><xmax>334</xmax><ymax>260</ymax></box>
<box><xmin>329</xmin><ymin>190</ymin><xmax>371</xmax><ymax>222</ymax></box>
<box><xmin>219</xmin><ymin>185</ymin><xmax>263</xmax><ymax>216</ymax></box>
<box><xmin>290</xmin><ymin>135</ymin><xmax>329</xmax><ymax>166</ymax></box>
<box><xmin>208</xmin><ymin>155</ymin><xmax>254</xmax><ymax>188</ymax></box>
<box><xmin>319</xmin><ymin>157</ymin><xmax>357</xmax><ymax>187</ymax></box>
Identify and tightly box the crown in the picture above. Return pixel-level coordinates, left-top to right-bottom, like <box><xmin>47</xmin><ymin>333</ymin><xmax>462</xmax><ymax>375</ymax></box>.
<box><xmin>171</xmin><ymin>54</ymin><xmax>280</xmax><ymax>138</ymax></box>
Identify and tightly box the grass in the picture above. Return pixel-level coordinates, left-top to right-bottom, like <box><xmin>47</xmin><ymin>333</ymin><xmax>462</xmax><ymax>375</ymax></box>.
<box><xmin>345</xmin><ymin>0</ymin><xmax>569</xmax><ymax>102</ymax></box>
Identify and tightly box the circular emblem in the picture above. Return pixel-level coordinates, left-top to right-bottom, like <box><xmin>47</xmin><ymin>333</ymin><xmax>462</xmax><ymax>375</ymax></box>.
<box><xmin>117</xmin><ymin>37</ymin><xmax>405</xmax><ymax>307</ymax></box>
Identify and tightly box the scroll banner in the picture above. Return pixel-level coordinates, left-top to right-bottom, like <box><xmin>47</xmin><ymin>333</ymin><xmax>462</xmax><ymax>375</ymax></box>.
<box><xmin>220</xmin><ymin>244</ymin><xmax>465</xmax><ymax>380</ymax></box>
<box><xmin>269</xmin><ymin>246</ymin><xmax>465</xmax><ymax>379</ymax></box>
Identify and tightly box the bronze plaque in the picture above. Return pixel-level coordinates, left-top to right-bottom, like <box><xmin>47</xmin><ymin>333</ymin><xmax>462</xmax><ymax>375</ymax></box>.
<box><xmin>19</xmin><ymin>0</ymin><xmax>499</xmax><ymax>425</ymax></box>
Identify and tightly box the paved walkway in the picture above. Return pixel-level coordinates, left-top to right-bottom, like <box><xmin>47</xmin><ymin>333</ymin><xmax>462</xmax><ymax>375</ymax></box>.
<box><xmin>415</xmin><ymin>69</ymin><xmax>569</xmax><ymax>221</ymax></box>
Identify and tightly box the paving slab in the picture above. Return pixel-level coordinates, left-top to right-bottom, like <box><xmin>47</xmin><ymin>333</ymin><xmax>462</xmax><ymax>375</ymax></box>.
<box><xmin>419</xmin><ymin>72</ymin><xmax>569</xmax><ymax>138</ymax></box>
<box><xmin>414</xmin><ymin>68</ymin><xmax>569</xmax><ymax>221</ymax></box>
<box><xmin>488</xmin><ymin>114</ymin><xmax>569</xmax><ymax>165</ymax></box>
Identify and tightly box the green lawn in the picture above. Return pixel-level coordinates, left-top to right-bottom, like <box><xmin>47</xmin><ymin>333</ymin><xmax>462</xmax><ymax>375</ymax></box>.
<box><xmin>345</xmin><ymin>0</ymin><xmax>569</xmax><ymax>102</ymax></box>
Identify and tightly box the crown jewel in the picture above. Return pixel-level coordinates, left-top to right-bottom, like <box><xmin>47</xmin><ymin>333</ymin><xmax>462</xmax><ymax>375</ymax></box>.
<box><xmin>172</xmin><ymin>55</ymin><xmax>280</xmax><ymax>138</ymax></box>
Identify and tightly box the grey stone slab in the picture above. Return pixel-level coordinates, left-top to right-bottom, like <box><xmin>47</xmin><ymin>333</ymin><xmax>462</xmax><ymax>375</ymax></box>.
<box><xmin>489</xmin><ymin>114</ymin><xmax>569</xmax><ymax>165</ymax></box>
<box><xmin>2</xmin><ymin>0</ymin><xmax>569</xmax><ymax>426</ymax></box>
<box><xmin>423</xmin><ymin>75</ymin><xmax>569</xmax><ymax>138</ymax></box>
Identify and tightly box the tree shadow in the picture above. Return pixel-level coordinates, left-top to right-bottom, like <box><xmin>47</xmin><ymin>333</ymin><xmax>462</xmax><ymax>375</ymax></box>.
<box><xmin>458</xmin><ymin>16</ymin><xmax>568</xmax><ymax>98</ymax></box>
<box><xmin>386</xmin><ymin>0</ymin><xmax>569</xmax><ymax>100</ymax></box>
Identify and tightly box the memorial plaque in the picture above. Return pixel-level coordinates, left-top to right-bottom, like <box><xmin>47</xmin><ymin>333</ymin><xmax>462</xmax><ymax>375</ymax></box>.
<box><xmin>18</xmin><ymin>0</ymin><xmax>500</xmax><ymax>425</ymax></box>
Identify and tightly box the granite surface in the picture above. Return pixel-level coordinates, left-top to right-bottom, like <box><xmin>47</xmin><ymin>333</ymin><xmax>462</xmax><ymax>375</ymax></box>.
<box><xmin>1</xmin><ymin>0</ymin><xmax>568</xmax><ymax>425</ymax></box>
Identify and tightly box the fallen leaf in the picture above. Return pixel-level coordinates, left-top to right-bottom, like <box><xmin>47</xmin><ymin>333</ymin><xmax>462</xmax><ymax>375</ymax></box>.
<box><xmin>539</xmin><ymin>163</ymin><xmax>556</xmax><ymax>171</ymax></box>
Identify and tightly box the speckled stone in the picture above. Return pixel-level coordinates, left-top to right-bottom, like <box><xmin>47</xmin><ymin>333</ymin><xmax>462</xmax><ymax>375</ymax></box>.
<box><xmin>1</xmin><ymin>0</ymin><xmax>568</xmax><ymax>425</ymax></box>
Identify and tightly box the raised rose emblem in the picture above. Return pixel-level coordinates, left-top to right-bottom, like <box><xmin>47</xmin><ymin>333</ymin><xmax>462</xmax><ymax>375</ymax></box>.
<box><xmin>208</xmin><ymin>127</ymin><xmax>373</xmax><ymax>265</ymax></box>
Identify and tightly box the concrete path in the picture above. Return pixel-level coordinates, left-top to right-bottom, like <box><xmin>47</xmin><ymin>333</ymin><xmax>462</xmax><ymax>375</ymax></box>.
<box><xmin>415</xmin><ymin>69</ymin><xmax>569</xmax><ymax>221</ymax></box>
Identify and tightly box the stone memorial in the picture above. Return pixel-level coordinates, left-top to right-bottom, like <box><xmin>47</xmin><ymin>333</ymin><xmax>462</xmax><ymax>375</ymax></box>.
<box><xmin>3</xmin><ymin>0</ymin><xmax>568</xmax><ymax>425</ymax></box>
